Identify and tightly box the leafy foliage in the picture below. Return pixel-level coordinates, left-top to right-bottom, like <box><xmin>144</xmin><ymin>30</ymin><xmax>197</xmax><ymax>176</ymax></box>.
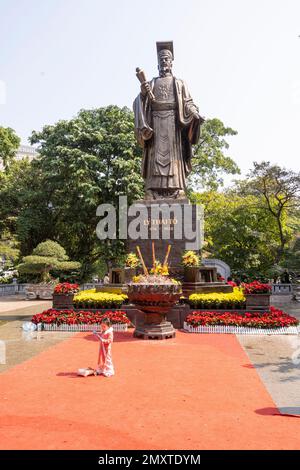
<box><xmin>192</xmin><ymin>186</ymin><xmax>296</xmax><ymax>278</ymax></box>
<box><xmin>238</xmin><ymin>161</ymin><xmax>300</xmax><ymax>264</ymax></box>
<box><xmin>190</xmin><ymin>118</ymin><xmax>240</xmax><ymax>190</ymax></box>
<box><xmin>0</xmin><ymin>127</ymin><xmax>20</xmax><ymax>170</ymax></box>
<box><xmin>27</xmin><ymin>106</ymin><xmax>144</xmax><ymax>278</ymax></box>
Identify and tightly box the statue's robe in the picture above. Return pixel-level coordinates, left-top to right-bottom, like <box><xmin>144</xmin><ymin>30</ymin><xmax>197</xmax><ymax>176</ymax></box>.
<box><xmin>133</xmin><ymin>76</ymin><xmax>202</xmax><ymax>194</ymax></box>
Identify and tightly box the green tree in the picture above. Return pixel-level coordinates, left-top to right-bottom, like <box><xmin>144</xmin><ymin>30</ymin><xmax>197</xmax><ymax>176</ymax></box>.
<box><xmin>17</xmin><ymin>240</ymin><xmax>81</xmax><ymax>282</ymax></box>
<box><xmin>0</xmin><ymin>126</ymin><xmax>20</xmax><ymax>170</ymax></box>
<box><xmin>28</xmin><ymin>106</ymin><xmax>144</xmax><ymax>277</ymax></box>
<box><xmin>238</xmin><ymin>162</ymin><xmax>300</xmax><ymax>264</ymax></box>
<box><xmin>190</xmin><ymin>118</ymin><xmax>240</xmax><ymax>190</ymax></box>
<box><xmin>192</xmin><ymin>190</ymin><xmax>283</xmax><ymax>279</ymax></box>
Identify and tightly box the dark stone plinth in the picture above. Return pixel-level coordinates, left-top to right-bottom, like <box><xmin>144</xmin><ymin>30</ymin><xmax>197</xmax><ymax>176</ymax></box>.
<box><xmin>183</xmin><ymin>282</ymin><xmax>233</xmax><ymax>296</ymax></box>
<box><xmin>127</xmin><ymin>198</ymin><xmax>202</xmax><ymax>267</ymax></box>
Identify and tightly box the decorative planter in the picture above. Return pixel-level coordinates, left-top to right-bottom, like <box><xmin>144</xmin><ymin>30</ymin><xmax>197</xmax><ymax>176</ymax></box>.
<box><xmin>25</xmin><ymin>284</ymin><xmax>55</xmax><ymax>300</ymax></box>
<box><xmin>127</xmin><ymin>283</ymin><xmax>182</xmax><ymax>339</ymax></box>
<box><xmin>52</xmin><ymin>293</ymin><xmax>74</xmax><ymax>309</ymax></box>
<box><xmin>245</xmin><ymin>294</ymin><xmax>270</xmax><ymax>310</ymax></box>
<box><xmin>183</xmin><ymin>267</ymin><xmax>200</xmax><ymax>283</ymax></box>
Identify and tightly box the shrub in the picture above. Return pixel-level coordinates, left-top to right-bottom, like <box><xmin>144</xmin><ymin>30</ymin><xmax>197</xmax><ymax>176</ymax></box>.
<box><xmin>73</xmin><ymin>289</ymin><xmax>127</xmax><ymax>309</ymax></box>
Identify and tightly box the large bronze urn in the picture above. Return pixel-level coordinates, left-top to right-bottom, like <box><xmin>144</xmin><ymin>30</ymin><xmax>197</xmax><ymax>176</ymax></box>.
<box><xmin>127</xmin><ymin>282</ymin><xmax>182</xmax><ymax>339</ymax></box>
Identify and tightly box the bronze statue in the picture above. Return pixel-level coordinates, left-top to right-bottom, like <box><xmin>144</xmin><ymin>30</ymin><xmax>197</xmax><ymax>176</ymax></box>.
<box><xmin>133</xmin><ymin>41</ymin><xmax>204</xmax><ymax>200</ymax></box>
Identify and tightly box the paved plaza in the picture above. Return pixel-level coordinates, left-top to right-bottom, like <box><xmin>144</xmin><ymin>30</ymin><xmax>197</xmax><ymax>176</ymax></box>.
<box><xmin>0</xmin><ymin>295</ymin><xmax>299</xmax><ymax>449</ymax></box>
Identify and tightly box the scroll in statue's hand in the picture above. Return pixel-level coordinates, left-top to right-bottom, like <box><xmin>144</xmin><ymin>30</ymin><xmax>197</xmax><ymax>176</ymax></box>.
<box><xmin>141</xmin><ymin>82</ymin><xmax>151</xmax><ymax>96</ymax></box>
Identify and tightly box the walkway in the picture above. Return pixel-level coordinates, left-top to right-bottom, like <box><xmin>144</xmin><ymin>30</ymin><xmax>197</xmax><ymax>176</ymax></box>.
<box><xmin>0</xmin><ymin>330</ymin><xmax>299</xmax><ymax>450</ymax></box>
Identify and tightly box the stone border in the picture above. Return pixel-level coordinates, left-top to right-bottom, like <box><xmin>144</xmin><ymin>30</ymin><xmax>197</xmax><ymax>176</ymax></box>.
<box><xmin>183</xmin><ymin>322</ymin><xmax>299</xmax><ymax>335</ymax></box>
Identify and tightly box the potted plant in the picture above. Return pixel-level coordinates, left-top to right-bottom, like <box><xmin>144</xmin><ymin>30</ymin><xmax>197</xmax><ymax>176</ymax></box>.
<box><xmin>127</xmin><ymin>245</ymin><xmax>182</xmax><ymax>339</ymax></box>
<box><xmin>243</xmin><ymin>281</ymin><xmax>272</xmax><ymax>310</ymax></box>
<box><xmin>182</xmin><ymin>251</ymin><xmax>201</xmax><ymax>283</ymax></box>
<box><xmin>53</xmin><ymin>283</ymin><xmax>80</xmax><ymax>309</ymax></box>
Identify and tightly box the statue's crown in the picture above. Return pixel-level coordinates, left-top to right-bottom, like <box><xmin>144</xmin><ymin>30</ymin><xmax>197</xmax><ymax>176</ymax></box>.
<box><xmin>156</xmin><ymin>41</ymin><xmax>174</xmax><ymax>60</ymax></box>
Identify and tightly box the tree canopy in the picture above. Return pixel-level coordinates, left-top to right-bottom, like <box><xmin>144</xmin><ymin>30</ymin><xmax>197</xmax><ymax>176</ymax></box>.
<box><xmin>17</xmin><ymin>240</ymin><xmax>81</xmax><ymax>282</ymax></box>
<box><xmin>190</xmin><ymin>118</ymin><xmax>240</xmax><ymax>190</ymax></box>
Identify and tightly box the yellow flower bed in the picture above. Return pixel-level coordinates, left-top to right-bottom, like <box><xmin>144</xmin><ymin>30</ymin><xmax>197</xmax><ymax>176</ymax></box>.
<box><xmin>74</xmin><ymin>289</ymin><xmax>127</xmax><ymax>308</ymax></box>
<box><xmin>189</xmin><ymin>287</ymin><xmax>245</xmax><ymax>309</ymax></box>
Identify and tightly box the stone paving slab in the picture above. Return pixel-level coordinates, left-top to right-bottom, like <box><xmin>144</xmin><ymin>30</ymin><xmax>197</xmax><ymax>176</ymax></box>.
<box><xmin>238</xmin><ymin>334</ymin><xmax>300</xmax><ymax>416</ymax></box>
<box><xmin>0</xmin><ymin>295</ymin><xmax>51</xmax><ymax>317</ymax></box>
<box><xmin>0</xmin><ymin>320</ymin><xmax>74</xmax><ymax>373</ymax></box>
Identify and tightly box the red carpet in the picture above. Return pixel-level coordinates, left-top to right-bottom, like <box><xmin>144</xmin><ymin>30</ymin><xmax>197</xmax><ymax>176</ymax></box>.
<box><xmin>0</xmin><ymin>331</ymin><xmax>299</xmax><ymax>449</ymax></box>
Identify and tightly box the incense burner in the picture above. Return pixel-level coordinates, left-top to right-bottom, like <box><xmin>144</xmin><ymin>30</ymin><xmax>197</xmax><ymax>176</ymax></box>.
<box><xmin>127</xmin><ymin>279</ymin><xmax>182</xmax><ymax>339</ymax></box>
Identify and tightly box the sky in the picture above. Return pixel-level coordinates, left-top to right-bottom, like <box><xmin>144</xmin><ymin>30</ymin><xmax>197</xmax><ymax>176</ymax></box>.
<box><xmin>0</xmin><ymin>0</ymin><xmax>300</xmax><ymax>179</ymax></box>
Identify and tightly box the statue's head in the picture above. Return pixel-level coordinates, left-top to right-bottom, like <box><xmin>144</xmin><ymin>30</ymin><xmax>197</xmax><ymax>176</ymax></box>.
<box><xmin>158</xmin><ymin>50</ymin><xmax>173</xmax><ymax>76</ymax></box>
<box><xmin>156</xmin><ymin>41</ymin><xmax>174</xmax><ymax>77</ymax></box>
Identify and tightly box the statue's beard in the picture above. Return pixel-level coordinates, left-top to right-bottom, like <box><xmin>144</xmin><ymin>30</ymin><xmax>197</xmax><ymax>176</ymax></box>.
<box><xmin>159</xmin><ymin>66</ymin><xmax>172</xmax><ymax>77</ymax></box>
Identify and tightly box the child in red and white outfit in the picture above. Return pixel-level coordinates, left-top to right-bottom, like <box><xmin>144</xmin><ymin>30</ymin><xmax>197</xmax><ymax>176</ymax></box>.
<box><xmin>93</xmin><ymin>319</ymin><xmax>115</xmax><ymax>377</ymax></box>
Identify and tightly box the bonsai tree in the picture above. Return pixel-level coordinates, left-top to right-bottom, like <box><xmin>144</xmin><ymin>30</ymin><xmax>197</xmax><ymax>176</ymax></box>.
<box><xmin>17</xmin><ymin>240</ymin><xmax>81</xmax><ymax>283</ymax></box>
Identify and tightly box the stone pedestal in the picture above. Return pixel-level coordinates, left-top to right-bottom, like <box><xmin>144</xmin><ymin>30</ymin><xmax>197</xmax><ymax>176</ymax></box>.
<box><xmin>127</xmin><ymin>283</ymin><xmax>181</xmax><ymax>340</ymax></box>
<box><xmin>134</xmin><ymin>314</ymin><xmax>176</xmax><ymax>340</ymax></box>
<box><xmin>127</xmin><ymin>198</ymin><xmax>203</xmax><ymax>268</ymax></box>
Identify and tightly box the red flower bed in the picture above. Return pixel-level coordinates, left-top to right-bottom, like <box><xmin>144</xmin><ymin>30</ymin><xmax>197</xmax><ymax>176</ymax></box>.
<box><xmin>32</xmin><ymin>309</ymin><xmax>131</xmax><ymax>325</ymax></box>
<box><xmin>186</xmin><ymin>307</ymin><xmax>299</xmax><ymax>329</ymax></box>
<box><xmin>242</xmin><ymin>281</ymin><xmax>272</xmax><ymax>294</ymax></box>
<box><xmin>54</xmin><ymin>283</ymin><xmax>80</xmax><ymax>295</ymax></box>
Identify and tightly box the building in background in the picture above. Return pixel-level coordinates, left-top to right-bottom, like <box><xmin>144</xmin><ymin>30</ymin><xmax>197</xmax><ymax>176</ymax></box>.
<box><xmin>15</xmin><ymin>144</ymin><xmax>38</xmax><ymax>161</ymax></box>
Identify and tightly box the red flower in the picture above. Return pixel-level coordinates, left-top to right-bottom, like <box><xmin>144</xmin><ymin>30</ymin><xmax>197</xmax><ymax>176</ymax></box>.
<box><xmin>242</xmin><ymin>281</ymin><xmax>272</xmax><ymax>295</ymax></box>
<box><xmin>31</xmin><ymin>308</ymin><xmax>131</xmax><ymax>325</ymax></box>
<box><xmin>186</xmin><ymin>308</ymin><xmax>298</xmax><ymax>329</ymax></box>
<box><xmin>54</xmin><ymin>283</ymin><xmax>80</xmax><ymax>295</ymax></box>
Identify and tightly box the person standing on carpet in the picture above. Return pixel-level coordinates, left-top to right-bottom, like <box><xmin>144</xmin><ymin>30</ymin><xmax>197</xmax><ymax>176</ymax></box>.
<box><xmin>93</xmin><ymin>319</ymin><xmax>115</xmax><ymax>377</ymax></box>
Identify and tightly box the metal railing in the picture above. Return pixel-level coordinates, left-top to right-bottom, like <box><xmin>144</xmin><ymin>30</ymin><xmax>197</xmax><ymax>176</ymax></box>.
<box><xmin>0</xmin><ymin>283</ymin><xmax>27</xmax><ymax>296</ymax></box>
<box><xmin>272</xmin><ymin>283</ymin><xmax>293</xmax><ymax>295</ymax></box>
